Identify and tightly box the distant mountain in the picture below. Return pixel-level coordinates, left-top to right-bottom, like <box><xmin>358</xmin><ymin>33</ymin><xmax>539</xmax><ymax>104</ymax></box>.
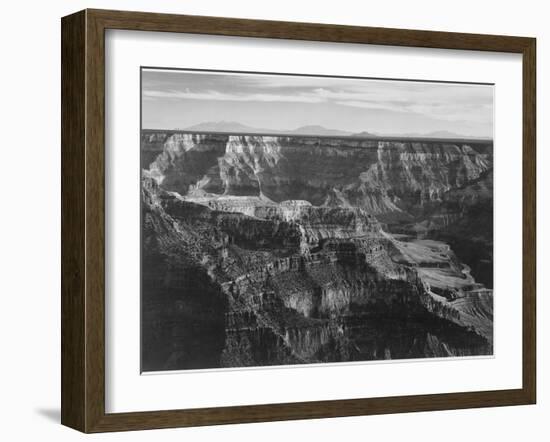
<box><xmin>184</xmin><ymin>122</ymin><xmax>353</xmax><ymax>137</ymax></box>
<box><xmin>352</xmin><ymin>131</ymin><xmax>379</xmax><ymax>138</ymax></box>
<box><xmin>387</xmin><ymin>130</ymin><xmax>490</xmax><ymax>140</ymax></box>
<box><xmin>181</xmin><ymin>123</ymin><xmax>491</xmax><ymax>140</ymax></box>
<box><xmin>184</xmin><ymin>121</ymin><xmax>273</xmax><ymax>133</ymax></box>
<box><xmin>288</xmin><ymin>125</ymin><xmax>352</xmax><ymax>136</ymax></box>
<box><xmin>421</xmin><ymin>130</ymin><xmax>475</xmax><ymax>139</ymax></box>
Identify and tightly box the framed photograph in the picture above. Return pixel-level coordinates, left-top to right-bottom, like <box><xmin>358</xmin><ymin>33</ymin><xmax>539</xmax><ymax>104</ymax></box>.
<box><xmin>61</xmin><ymin>9</ymin><xmax>536</xmax><ymax>433</ymax></box>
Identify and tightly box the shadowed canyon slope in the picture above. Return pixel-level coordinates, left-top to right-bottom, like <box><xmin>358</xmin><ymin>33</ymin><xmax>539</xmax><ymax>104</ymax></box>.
<box><xmin>141</xmin><ymin>131</ymin><xmax>493</xmax><ymax>371</ymax></box>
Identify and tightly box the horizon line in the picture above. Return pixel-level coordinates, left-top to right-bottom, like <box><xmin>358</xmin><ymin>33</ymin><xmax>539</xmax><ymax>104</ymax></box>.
<box><xmin>141</xmin><ymin>128</ymin><xmax>494</xmax><ymax>144</ymax></box>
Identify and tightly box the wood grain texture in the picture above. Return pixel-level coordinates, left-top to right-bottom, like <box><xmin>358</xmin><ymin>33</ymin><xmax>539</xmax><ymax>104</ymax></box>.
<box><xmin>89</xmin><ymin>8</ymin><xmax>533</xmax><ymax>52</ymax></box>
<box><xmin>85</xmin><ymin>9</ymin><xmax>107</xmax><ymax>432</ymax></box>
<box><xmin>61</xmin><ymin>8</ymin><xmax>537</xmax><ymax>433</ymax></box>
<box><xmin>522</xmin><ymin>38</ymin><xmax>536</xmax><ymax>403</ymax></box>
<box><xmin>61</xmin><ymin>10</ymin><xmax>86</xmax><ymax>432</ymax></box>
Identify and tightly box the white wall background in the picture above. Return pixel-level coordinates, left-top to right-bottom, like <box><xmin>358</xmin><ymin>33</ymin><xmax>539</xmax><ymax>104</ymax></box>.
<box><xmin>0</xmin><ymin>0</ymin><xmax>546</xmax><ymax>440</ymax></box>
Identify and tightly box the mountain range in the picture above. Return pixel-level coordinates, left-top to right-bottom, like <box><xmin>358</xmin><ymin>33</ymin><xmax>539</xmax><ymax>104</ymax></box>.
<box><xmin>179</xmin><ymin>121</ymin><xmax>489</xmax><ymax>139</ymax></box>
<box><xmin>184</xmin><ymin>121</ymin><xmax>352</xmax><ymax>137</ymax></box>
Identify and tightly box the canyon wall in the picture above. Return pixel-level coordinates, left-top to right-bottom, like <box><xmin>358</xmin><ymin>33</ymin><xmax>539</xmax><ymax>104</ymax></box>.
<box><xmin>141</xmin><ymin>131</ymin><xmax>494</xmax><ymax>371</ymax></box>
<box><xmin>142</xmin><ymin>132</ymin><xmax>492</xmax><ymax>217</ymax></box>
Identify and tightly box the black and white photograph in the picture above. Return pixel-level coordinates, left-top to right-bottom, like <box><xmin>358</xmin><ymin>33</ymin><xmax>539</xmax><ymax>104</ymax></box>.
<box><xmin>140</xmin><ymin>68</ymin><xmax>494</xmax><ymax>372</ymax></box>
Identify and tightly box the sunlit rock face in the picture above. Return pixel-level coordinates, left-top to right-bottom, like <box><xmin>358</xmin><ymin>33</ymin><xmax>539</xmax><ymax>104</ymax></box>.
<box><xmin>143</xmin><ymin>133</ymin><xmax>492</xmax><ymax>216</ymax></box>
<box><xmin>141</xmin><ymin>132</ymin><xmax>493</xmax><ymax>372</ymax></box>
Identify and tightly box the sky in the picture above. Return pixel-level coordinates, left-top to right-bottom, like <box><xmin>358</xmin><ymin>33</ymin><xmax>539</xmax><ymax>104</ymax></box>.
<box><xmin>141</xmin><ymin>68</ymin><xmax>494</xmax><ymax>137</ymax></box>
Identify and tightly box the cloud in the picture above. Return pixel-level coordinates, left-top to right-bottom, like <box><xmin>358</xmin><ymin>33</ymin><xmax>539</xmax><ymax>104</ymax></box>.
<box><xmin>142</xmin><ymin>70</ymin><xmax>493</xmax><ymax>126</ymax></box>
<box><xmin>240</xmin><ymin>75</ymin><xmax>350</xmax><ymax>89</ymax></box>
<box><xmin>143</xmin><ymin>88</ymin><xmax>325</xmax><ymax>104</ymax></box>
<box><xmin>335</xmin><ymin>99</ymin><xmax>492</xmax><ymax>123</ymax></box>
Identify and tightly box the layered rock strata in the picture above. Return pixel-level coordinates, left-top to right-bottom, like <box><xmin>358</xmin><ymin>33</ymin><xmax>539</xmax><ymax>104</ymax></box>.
<box><xmin>141</xmin><ymin>132</ymin><xmax>493</xmax><ymax>371</ymax></box>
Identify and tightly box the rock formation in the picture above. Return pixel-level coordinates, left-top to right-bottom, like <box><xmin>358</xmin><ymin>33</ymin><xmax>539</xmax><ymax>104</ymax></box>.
<box><xmin>141</xmin><ymin>131</ymin><xmax>493</xmax><ymax>371</ymax></box>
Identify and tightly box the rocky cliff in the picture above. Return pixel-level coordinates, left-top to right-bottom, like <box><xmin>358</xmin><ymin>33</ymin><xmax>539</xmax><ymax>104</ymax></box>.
<box><xmin>141</xmin><ymin>131</ymin><xmax>493</xmax><ymax>371</ymax></box>
<box><xmin>143</xmin><ymin>132</ymin><xmax>492</xmax><ymax>215</ymax></box>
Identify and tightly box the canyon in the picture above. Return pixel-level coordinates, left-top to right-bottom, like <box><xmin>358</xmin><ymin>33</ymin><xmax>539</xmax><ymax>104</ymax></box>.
<box><xmin>141</xmin><ymin>131</ymin><xmax>494</xmax><ymax>371</ymax></box>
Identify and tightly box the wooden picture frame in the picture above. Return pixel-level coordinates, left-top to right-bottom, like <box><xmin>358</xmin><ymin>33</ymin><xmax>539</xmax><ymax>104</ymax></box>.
<box><xmin>61</xmin><ymin>8</ymin><xmax>536</xmax><ymax>433</ymax></box>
